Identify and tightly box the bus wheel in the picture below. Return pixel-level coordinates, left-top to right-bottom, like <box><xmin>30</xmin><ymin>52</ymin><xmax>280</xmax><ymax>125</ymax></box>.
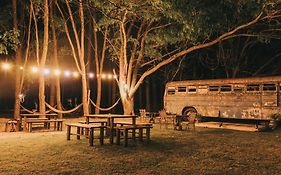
<box><xmin>182</xmin><ymin>108</ymin><xmax>197</xmax><ymax>120</ymax></box>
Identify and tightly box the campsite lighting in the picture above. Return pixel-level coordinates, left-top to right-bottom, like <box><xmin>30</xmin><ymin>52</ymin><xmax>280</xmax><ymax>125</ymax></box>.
<box><xmin>64</xmin><ymin>70</ymin><xmax>71</xmax><ymax>77</ymax></box>
<box><xmin>20</xmin><ymin>66</ymin><xmax>24</xmax><ymax>70</ymax></box>
<box><xmin>31</xmin><ymin>66</ymin><xmax>38</xmax><ymax>73</ymax></box>
<box><xmin>101</xmin><ymin>74</ymin><xmax>106</xmax><ymax>79</ymax></box>
<box><xmin>73</xmin><ymin>71</ymin><xmax>79</xmax><ymax>78</ymax></box>
<box><xmin>44</xmin><ymin>68</ymin><xmax>50</xmax><ymax>75</ymax></box>
<box><xmin>2</xmin><ymin>63</ymin><xmax>11</xmax><ymax>70</ymax></box>
<box><xmin>107</xmin><ymin>74</ymin><xmax>112</xmax><ymax>79</ymax></box>
<box><xmin>54</xmin><ymin>69</ymin><xmax>61</xmax><ymax>76</ymax></box>
<box><xmin>89</xmin><ymin>73</ymin><xmax>94</xmax><ymax>79</ymax></box>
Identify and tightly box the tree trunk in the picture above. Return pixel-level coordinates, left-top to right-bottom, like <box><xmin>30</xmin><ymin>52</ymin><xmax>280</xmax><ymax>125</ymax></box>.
<box><xmin>12</xmin><ymin>0</ymin><xmax>21</xmax><ymax>119</ymax></box>
<box><xmin>39</xmin><ymin>73</ymin><xmax>46</xmax><ymax>114</ymax></box>
<box><xmin>81</xmin><ymin>73</ymin><xmax>89</xmax><ymax>115</ymax></box>
<box><xmin>95</xmin><ymin>77</ymin><xmax>102</xmax><ymax>114</ymax></box>
<box><xmin>122</xmin><ymin>97</ymin><xmax>134</xmax><ymax>115</ymax></box>
<box><xmin>49</xmin><ymin>82</ymin><xmax>56</xmax><ymax>106</ymax></box>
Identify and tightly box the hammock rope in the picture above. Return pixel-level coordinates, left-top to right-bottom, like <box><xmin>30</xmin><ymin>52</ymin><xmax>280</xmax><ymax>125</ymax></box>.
<box><xmin>89</xmin><ymin>98</ymin><xmax>121</xmax><ymax>111</ymax></box>
<box><xmin>45</xmin><ymin>102</ymin><xmax>82</xmax><ymax>114</ymax></box>
<box><xmin>20</xmin><ymin>104</ymin><xmax>54</xmax><ymax>114</ymax></box>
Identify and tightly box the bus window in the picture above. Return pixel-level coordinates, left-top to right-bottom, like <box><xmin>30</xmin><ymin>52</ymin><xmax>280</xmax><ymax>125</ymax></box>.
<box><xmin>247</xmin><ymin>84</ymin><xmax>260</xmax><ymax>92</ymax></box>
<box><xmin>233</xmin><ymin>85</ymin><xmax>245</xmax><ymax>92</ymax></box>
<box><xmin>220</xmin><ymin>85</ymin><xmax>232</xmax><ymax>92</ymax></box>
<box><xmin>167</xmin><ymin>87</ymin><xmax>176</xmax><ymax>95</ymax></box>
<box><xmin>198</xmin><ymin>85</ymin><xmax>208</xmax><ymax>93</ymax></box>
<box><xmin>209</xmin><ymin>86</ymin><xmax>219</xmax><ymax>92</ymax></box>
<box><xmin>178</xmin><ymin>86</ymin><xmax>187</xmax><ymax>92</ymax></box>
<box><xmin>263</xmin><ymin>84</ymin><xmax>276</xmax><ymax>91</ymax></box>
<box><xmin>188</xmin><ymin>86</ymin><xmax>197</xmax><ymax>93</ymax></box>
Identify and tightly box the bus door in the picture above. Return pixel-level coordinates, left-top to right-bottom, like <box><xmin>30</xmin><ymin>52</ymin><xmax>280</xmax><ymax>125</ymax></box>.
<box><xmin>261</xmin><ymin>83</ymin><xmax>277</xmax><ymax>107</ymax></box>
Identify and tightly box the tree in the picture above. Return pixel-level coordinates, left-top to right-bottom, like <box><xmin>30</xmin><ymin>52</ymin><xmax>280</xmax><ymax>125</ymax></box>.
<box><xmin>88</xmin><ymin>0</ymin><xmax>281</xmax><ymax>114</ymax></box>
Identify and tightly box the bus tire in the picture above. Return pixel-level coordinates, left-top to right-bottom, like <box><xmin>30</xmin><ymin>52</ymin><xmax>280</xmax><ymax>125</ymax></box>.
<box><xmin>182</xmin><ymin>108</ymin><xmax>197</xmax><ymax>119</ymax></box>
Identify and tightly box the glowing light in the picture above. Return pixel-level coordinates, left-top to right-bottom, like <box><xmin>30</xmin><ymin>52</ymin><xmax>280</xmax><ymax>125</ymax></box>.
<box><xmin>54</xmin><ymin>69</ymin><xmax>61</xmax><ymax>76</ymax></box>
<box><xmin>101</xmin><ymin>74</ymin><xmax>106</xmax><ymax>79</ymax></box>
<box><xmin>2</xmin><ymin>63</ymin><xmax>11</xmax><ymax>70</ymax></box>
<box><xmin>31</xmin><ymin>66</ymin><xmax>38</xmax><ymax>73</ymax></box>
<box><xmin>89</xmin><ymin>73</ymin><xmax>94</xmax><ymax>78</ymax></box>
<box><xmin>107</xmin><ymin>74</ymin><xmax>112</xmax><ymax>79</ymax></box>
<box><xmin>73</xmin><ymin>71</ymin><xmax>79</xmax><ymax>78</ymax></box>
<box><xmin>44</xmin><ymin>68</ymin><xmax>50</xmax><ymax>75</ymax></box>
<box><xmin>113</xmin><ymin>75</ymin><xmax>118</xmax><ymax>79</ymax></box>
<box><xmin>64</xmin><ymin>70</ymin><xmax>71</xmax><ymax>77</ymax></box>
<box><xmin>20</xmin><ymin>66</ymin><xmax>24</xmax><ymax>70</ymax></box>
<box><xmin>19</xmin><ymin>94</ymin><xmax>23</xmax><ymax>98</ymax></box>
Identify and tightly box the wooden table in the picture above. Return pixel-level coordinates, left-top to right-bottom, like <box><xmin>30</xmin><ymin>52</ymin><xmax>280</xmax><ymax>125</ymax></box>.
<box><xmin>20</xmin><ymin>113</ymin><xmax>58</xmax><ymax>131</ymax></box>
<box><xmin>85</xmin><ymin>114</ymin><xmax>137</xmax><ymax>144</ymax></box>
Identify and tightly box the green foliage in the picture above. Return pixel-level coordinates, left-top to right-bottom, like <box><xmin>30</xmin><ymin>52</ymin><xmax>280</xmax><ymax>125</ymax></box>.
<box><xmin>0</xmin><ymin>29</ymin><xmax>20</xmax><ymax>55</ymax></box>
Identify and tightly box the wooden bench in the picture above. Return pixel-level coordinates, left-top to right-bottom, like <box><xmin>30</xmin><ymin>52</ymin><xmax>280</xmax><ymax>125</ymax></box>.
<box><xmin>114</xmin><ymin>124</ymin><xmax>153</xmax><ymax>147</ymax></box>
<box><xmin>24</xmin><ymin>118</ymin><xmax>64</xmax><ymax>132</ymax></box>
<box><xmin>66</xmin><ymin>123</ymin><xmax>106</xmax><ymax>146</ymax></box>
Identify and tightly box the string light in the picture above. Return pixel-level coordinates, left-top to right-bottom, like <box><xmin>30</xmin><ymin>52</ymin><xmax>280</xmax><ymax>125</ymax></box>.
<box><xmin>64</xmin><ymin>70</ymin><xmax>71</xmax><ymax>77</ymax></box>
<box><xmin>54</xmin><ymin>69</ymin><xmax>61</xmax><ymax>76</ymax></box>
<box><xmin>1</xmin><ymin>62</ymin><xmax>118</xmax><ymax>80</ymax></box>
<box><xmin>72</xmin><ymin>71</ymin><xmax>79</xmax><ymax>78</ymax></box>
<box><xmin>44</xmin><ymin>68</ymin><xmax>50</xmax><ymax>75</ymax></box>
<box><xmin>89</xmin><ymin>73</ymin><xmax>94</xmax><ymax>79</ymax></box>
<box><xmin>2</xmin><ymin>63</ymin><xmax>11</xmax><ymax>70</ymax></box>
<box><xmin>31</xmin><ymin>66</ymin><xmax>38</xmax><ymax>73</ymax></box>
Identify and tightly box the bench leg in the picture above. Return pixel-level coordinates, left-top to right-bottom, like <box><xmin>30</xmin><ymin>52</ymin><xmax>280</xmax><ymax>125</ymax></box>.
<box><xmin>67</xmin><ymin>125</ymin><xmax>71</xmax><ymax>140</ymax></box>
<box><xmin>124</xmin><ymin>129</ymin><xmax>128</xmax><ymax>147</ymax></box>
<box><xmin>139</xmin><ymin>128</ymin><xmax>143</xmax><ymax>142</ymax></box>
<box><xmin>146</xmin><ymin>127</ymin><xmax>151</xmax><ymax>144</ymax></box>
<box><xmin>116</xmin><ymin>129</ymin><xmax>121</xmax><ymax>145</ymax></box>
<box><xmin>89</xmin><ymin>128</ymin><xmax>94</xmax><ymax>146</ymax></box>
<box><xmin>77</xmin><ymin>127</ymin><xmax>81</xmax><ymax>140</ymax></box>
<box><xmin>28</xmin><ymin>123</ymin><xmax>32</xmax><ymax>132</ymax></box>
<box><xmin>100</xmin><ymin>127</ymin><xmax>104</xmax><ymax>145</ymax></box>
<box><xmin>132</xmin><ymin>128</ymin><xmax>136</xmax><ymax>144</ymax></box>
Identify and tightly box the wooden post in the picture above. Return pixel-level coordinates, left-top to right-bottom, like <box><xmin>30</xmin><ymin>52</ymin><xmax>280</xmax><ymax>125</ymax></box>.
<box><xmin>89</xmin><ymin>128</ymin><xmax>94</xmax><ymax>146</ymax></box>
<box><xmin>67</xmin><ymin>125</ymin><xmax>71</xmax><ymax>140</ymax></box>
<box><xmin>139</xmin><ymin>128</ymin><xmax>143</xmax><ymax>142</ymax></box>
<box><xmin>124</xmin><ymin>128</ymin><xmax>128</xmax><ymax>147</ymax></box>
<box><xmin>146</xmin><ymin>127</ymin><xmax>150</xmax><ymax>144</ymax></box>
<box><xmin>116</xmin><ymin>128</ymin><xmax>121</xmax><ymax>145</ymax></box>
<box><xmin>100</xmin><ymin>127</ymin><xmax>104</xmax><ymax>145</ymax></box>
<box><xmin>77</xmin><ymin>127</ymin><xmax>80</xmax><ymax>140</ymax></box>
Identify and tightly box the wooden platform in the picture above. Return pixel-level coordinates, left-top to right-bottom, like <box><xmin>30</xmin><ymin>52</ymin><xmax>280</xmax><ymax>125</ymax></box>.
<box><xmin>195</xmin><ymin>122</ymin><xmax>258</xmax><ymax>132</ymax></box>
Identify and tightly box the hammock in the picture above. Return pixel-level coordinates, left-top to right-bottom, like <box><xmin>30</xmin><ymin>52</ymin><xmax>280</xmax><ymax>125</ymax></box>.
<box><xmin>45</xmin><ymin>102</ymin><xmax>82</xmax><ymax>114</ymax></box>
<box><xmin>89</xmin><ymin>98</ymin><xmax>121</xmax><ymax>111</ymax></box>
<box><xmin>20</xmin><ymin>104</ymin><xmax>54</xmax><ymax>114</ymax></box>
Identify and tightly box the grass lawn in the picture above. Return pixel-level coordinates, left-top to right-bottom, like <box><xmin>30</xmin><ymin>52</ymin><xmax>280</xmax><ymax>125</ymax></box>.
<box><xmin>0</xmin><ymin>117</ymin><xmax>281</xmax><ymax>175</ymax></box>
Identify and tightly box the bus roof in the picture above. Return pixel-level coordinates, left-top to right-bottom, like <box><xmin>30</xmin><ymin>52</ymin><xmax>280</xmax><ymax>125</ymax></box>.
<box><xmin>166</xmin><ymin>76</ymin><xmax>281</xmax><ymax>86</ymax></box>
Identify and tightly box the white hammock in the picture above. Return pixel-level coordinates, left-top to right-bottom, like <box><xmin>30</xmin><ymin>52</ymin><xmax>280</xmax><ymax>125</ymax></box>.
<box><xmin>90</xmin><ymin>98</ymin><xmax>121</xmax><ymax>111</ymax></box>
<box><xmin>45</xmin><ymin>102</ymin><xmax>82</xmax><ymax>114</ymax></box>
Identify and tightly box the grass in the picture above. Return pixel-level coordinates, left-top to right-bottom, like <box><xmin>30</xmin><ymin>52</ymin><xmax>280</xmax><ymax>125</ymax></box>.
<box><xmin>0</xmin><ymin>118</ymin><xmax>281</xmax><ymax>175</ymax></box>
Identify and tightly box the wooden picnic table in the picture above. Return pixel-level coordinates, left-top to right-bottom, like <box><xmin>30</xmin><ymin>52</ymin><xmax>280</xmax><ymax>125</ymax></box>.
<box><xmin>85</xmin><ymin>114</ymin><xmax>137</xmax><ymax>144</ymax></box>
<box><xmin>20</xmin><ymin>113</ymin><xmax>59</xmax><ymax>132</ymax></box>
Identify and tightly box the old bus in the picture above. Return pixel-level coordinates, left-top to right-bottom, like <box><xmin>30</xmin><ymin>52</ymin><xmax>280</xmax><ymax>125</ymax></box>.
<box><xmin>164</xmin><ymin>76</ymin><xmax>281</xmax><ymax>128</ymax></box>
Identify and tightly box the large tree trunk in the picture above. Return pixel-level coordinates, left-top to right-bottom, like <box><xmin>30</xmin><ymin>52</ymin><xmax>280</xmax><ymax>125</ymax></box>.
<box><xmin>121</xmin><ymin>96</ymin><xmax>134</xmax><ymax>115</ymax></box>
<box><xmin>51</xmin><ymin>0</ymin><xmax>62</xmax><ymax>118</ymax></box>
<box><xmin>12</xmin><ymin>0</ymin><xmax>22</xmax><ymax>119</ymax></box>
<box><xmin>95</xmin><ymin>77</ymin><xmax>102</xmax><ymax>114</ymax></box>
<box><xmin>38</xmin><ymin>0</ymin><xmax>49</xmax><ymax>114</ymax></box>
